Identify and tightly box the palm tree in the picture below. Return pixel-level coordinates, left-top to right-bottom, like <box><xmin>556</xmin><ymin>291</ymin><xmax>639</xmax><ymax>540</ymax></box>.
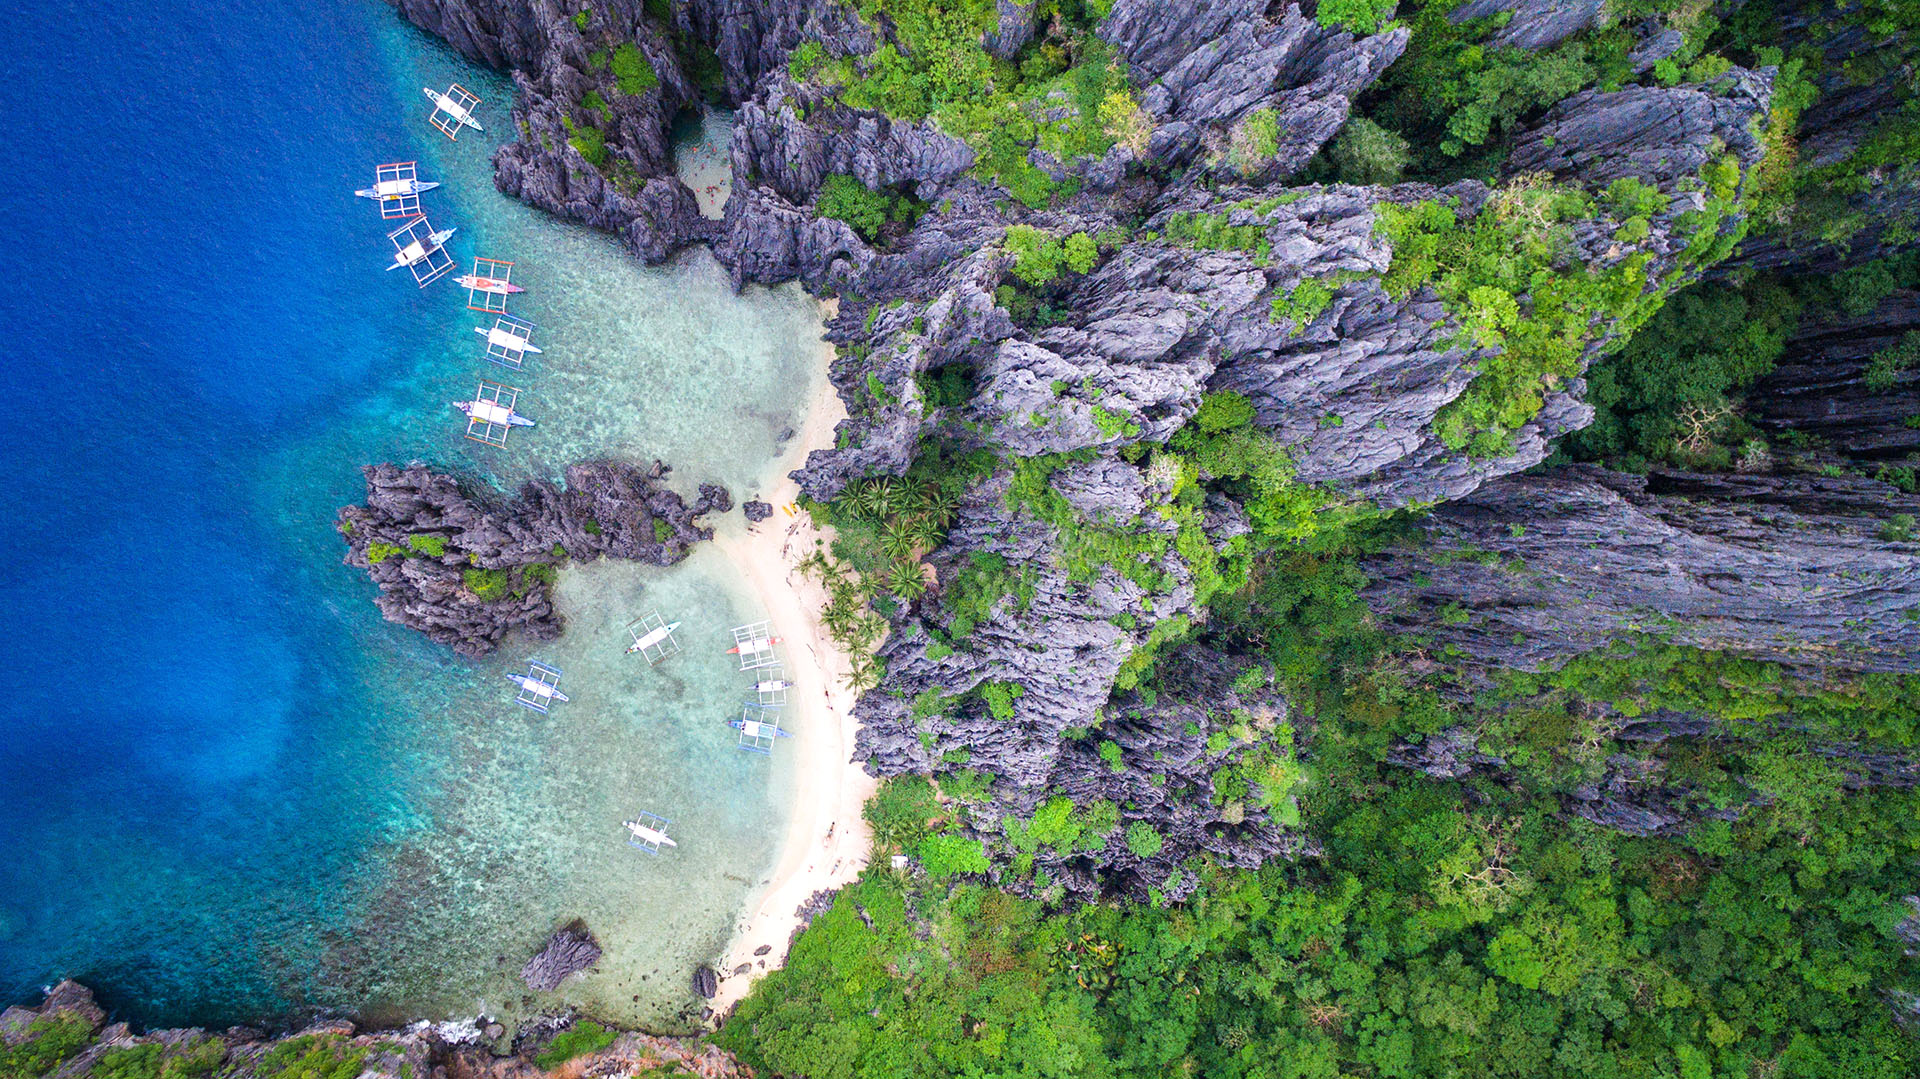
<box><xmin>849</xmin><ymin>477</ymin><xmax>893</xmax><ymax>520</ymax></box>
<box><xmin>868</xmin><ymin>478</ymin><xmax>898</xmax><ymax>519</ymax></box>
<box><xmin>906</xmin><ymin>513</ymin><xmax>945</xmax><ymax>551</ymax></box>
<box><xmin>887</xmin><ymin>560</ymin><xmax>927</xmax><ymax>599</ymax></box>
<box><xmin>881</xmin><ymin>520</ymin><xmax>919</xmax><ymax>561</ymax></box>
<box><xmin>921</xmin><ymin>487</ymin><xmax>959</xmax><ymax>529</ymax></box>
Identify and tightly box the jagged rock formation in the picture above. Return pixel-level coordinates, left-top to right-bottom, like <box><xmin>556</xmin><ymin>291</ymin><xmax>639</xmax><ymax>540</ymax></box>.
<box><xmin>521</xmin><ymin>921</ymin><xmax>601</xmax><ymax>991</ymax></box>
<box><xmin>1748</xmin><ymin>288</ymin><xmax>1920</xmax><ymax>463</ymax></box>
<box><xmin>1447</xmin><ymin>0</ymin><xmax>1604</xmax><ymax>51</ymax></box>
<box><xmin>1098</xmin><ymin>0</ymin><xmax>1409</xmax><ymax>180</ymax></box>
<box><xmin>388</xmin><ymin>0</ymin><xmax>713</xmax><ymax>260</ymax></box>
<box><xmin>1720</xmin><ymin>1</ymin><xmax>1920</xmax><ymax>274</ymax></box>
<box><xmin>338</xmin><ymin>461</ymin><xmax>728</xmax><ymax>656</ymax></box>
<box><xmin>1</xmin><ymin>982</ymin><xmax>743</xmax><ymax>1079</ymax></box>
<box><xmin>1360</xmin><ymin>464</ymin><xmax>1920</xmax><ymax>675</ymax></box>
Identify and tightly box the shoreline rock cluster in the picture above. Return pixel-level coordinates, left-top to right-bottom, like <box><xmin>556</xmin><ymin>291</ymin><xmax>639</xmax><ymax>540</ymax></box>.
<box><xmin>0</xmin><ymin>982</ymin><xmax>745</xmax><ymax>1079</ymax></box>
<box><xmin>338</xmin><ymin>460</ymin><xmax>729</xmax><ymax>656</ymax></box>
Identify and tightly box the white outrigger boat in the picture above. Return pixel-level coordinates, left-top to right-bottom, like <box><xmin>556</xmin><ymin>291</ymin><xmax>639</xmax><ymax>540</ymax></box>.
<box><xmin>624</xmin><ymin>819</ymin><xmax>677</xmax><ymax>847</ymax></box>
<box><xmin>626</xmin><ymin>619</ymin><xmax>682</xmax><ymax>655</ymax></box>
<box><xmin>424</xmin><ymin>84</ymin><xmax>483</xmax><ymax>139</ymax></box>
<box><xmin>624</xmin><ymin>811</ymin><xmax>677</xmax><ymax>855</ymax></box>
<box><xmin>387</xmin><ymin>225</ymin><xmax>456</xmax><ymax>272</ymax></box>
<box><xmin>356</xmin><ymin>175</ymin><xmax>439</xmax><ymax>202</ymax></box>
<box><xmin>475</xmin><ymin>320</ymin><xmax>543</xmax><ymax>355</ymax></box>
<box><xmin>727</xmin><ymin>635</ymin><xmax>781</xmax><ymax>656</ymax></box>
<box><xmin>506</xmin><ymin>672</ymin><xmax>569</xmax><ymax>703</ymax></box>
<box><xmin>455</xmin><ymin>396</ymin><xmax>535</xmax><ymax>428</ymax></box>
<box><xmin>729</xmin><ymin>717</ymin><xmax>792</xmax><ymax>738</ymax></box>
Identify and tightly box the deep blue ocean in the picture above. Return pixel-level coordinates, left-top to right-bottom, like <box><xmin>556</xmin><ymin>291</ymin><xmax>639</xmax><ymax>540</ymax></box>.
<box><xmin>0</xmin><ymin>0</ymin><xmax>815</xmax><ymax>1030</ymax></box>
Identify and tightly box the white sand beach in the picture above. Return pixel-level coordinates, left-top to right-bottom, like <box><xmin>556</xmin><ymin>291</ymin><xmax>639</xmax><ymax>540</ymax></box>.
<box><xmin>705</xmin><ymin>303</ymin><xmax>877</xmax><ymax>1016</ymax></box>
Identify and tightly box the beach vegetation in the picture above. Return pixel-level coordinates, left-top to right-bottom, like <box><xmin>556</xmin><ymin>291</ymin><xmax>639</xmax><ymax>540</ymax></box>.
<box><xmin>532</xmin><ymin>1022</ymin><xmax>617</xmax><ymax>1069</ymax></box>
<box><xmin>866</xmin><ymin>776</ymin><xmax>940</xmax><ymax>852</ymax></box>
<box><xmin>916</xmin><ymin>833</ymin><xmax>989</xmax><ymax>879</ymax></box>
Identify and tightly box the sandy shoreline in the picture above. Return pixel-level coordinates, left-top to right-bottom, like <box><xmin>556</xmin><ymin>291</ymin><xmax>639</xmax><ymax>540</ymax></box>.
<box><xmin>704</xmin><ymin>300</ymin><xmax>875</xmax><ymax>1016</ymax></box>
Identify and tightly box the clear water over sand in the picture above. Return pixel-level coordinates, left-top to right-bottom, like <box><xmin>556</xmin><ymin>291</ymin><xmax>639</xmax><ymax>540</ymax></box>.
<box><xmin>0</xmin><ymin>0</ymin><xmax>818</xmax><ymax>1031</ymax></box>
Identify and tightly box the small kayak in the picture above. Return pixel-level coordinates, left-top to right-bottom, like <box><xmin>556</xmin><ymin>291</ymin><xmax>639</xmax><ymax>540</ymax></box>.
<box><xmin>356</xmin><ymin>178</ymin><xmax>440</xmax><ymax>200</ymax></box>
<box><xmin>727</xmin><ymin>636</ymin><xmax>781</xmax><ymax>655</ymax></box>
<box><xmin>506</xmin><ymin>673</ymin><xmax>569</xmax><ymax>702</ymax></box>
<box><xmin>456</xmin><ymin>399</ymin><xmax>535</xmax><ymax>427</ymax></box>
<box><xmin>456</xmin><ymin>274</ymin><xmax>524</xmax><ymax>294</ymax></box>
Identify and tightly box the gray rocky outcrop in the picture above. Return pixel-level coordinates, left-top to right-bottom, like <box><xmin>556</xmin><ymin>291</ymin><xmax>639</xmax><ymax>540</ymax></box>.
<box><xmin>386</xmin><ymin>0</ymin><xmax>711</xmax><ymax>263</ymax></box>
<box><xmin>1720</xmin><ymin>1</ymin><xmax>1920</xmax><ymax>273</ymax></box>
<box><xmin>1447</xmin><ymin>0</ymin><xmax>1604</xmax><ymax>51</ymax></box>
<box><xmin>730</xmin><ymin>77</ymin><xmax>977</xmax><ymax>206</ymax></box>
<box><xmin>1100</xmin><ymin>0</ymin><xmax>1409</xmax><ymax>180</ymax></box>
<box><xmin>1360</xmin><ymin>465</ymin><xmax>1920</xmax><ymax>675</ymax></box>
<box><xmin>691</xmin><ymin>965</ymin><xmax>719</xmax><ymax>999</ymax></box>
<box><xmin>338</xmin><ymin>461</ymin><xmax>728</xmax><ymax>656</ymax></box>
<box><xmin>521</xmin><ymin>921</ymin><xmax>602</xmax><ymax>991</ymax></box>
<box><xmin>1748</xmin><ymin>288</ymin><xmax>1920</xmax><ymax>464</ymax></box>
<box><xmin>1</xmin><ymin>982</ymin><xmax>743</xmax><ymax>1076</ymax></box>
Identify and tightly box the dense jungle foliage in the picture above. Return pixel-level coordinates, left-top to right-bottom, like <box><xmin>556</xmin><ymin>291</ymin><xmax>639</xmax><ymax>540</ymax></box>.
<box><xmin>723</xmin><ymin>0</ymin><xmax>1920</xmax><ymax>1076</ymax></box>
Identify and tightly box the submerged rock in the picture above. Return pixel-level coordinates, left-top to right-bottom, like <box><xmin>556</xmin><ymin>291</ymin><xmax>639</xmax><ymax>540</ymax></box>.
<box><xmin>691</xmin><ymin>965</ymin><xmax>718</xmax><ymax>999</ymax></box>
<box><xmin>522</xmin><ymin>920</ymin><xmax>602</xmax><ymax>992</ymax></box>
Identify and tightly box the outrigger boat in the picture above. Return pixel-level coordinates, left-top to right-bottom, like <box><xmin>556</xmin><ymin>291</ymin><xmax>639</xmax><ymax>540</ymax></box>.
<box><xmin>387</xmin><ymin>225</ymin><xmax>456</xmax><ymax>272</ymax></box>
<box><xmin>455</xmin><ymin>397</ymin><xmax>534</xmax><ymax>427</ymax></box>
<box><xmin>424</xmin><ymin>85</ymin><xmax>483</xmax><ymax>136</ymax></box>
<box><xmin>475</xmin><ymin>321</ymin><xmax>543</xmax><ymax>355</ymax></box>
<box><xmin>753</xmin><ymin>678</ymin><xmax>792</xmax><ymax>694</ymax></box>
<box><xmin>506</xmin><ymin>672</ymin><xmax>569</xmax><ymax>703</ymax></box>
<box><xmin>624</xmin><ymin>818</ymin><xmax>678</xmax><ymax>849</ymax></box>
<box><xmin>727</xmin><ymin>636</ymin><xmax>781</xmax><ymax>655</ymax></box>
<box><xmin>455</xmin><ymin>271</ymin><xmax>524</xmax><ymax>295</ymax></box>
<box><xmin>626</xmin><ymin>620</ymin><xmax>683</xmax><ymax>655</ymax></box>
<box><xmin>729</xmin><ymin>717</ymin><xmax>792</xmax><ymax>738</ymax></box>
<box><xmin>355</xmin><ymin>175</ymin><xmax>439</xmax><ymax>203</ymax></box>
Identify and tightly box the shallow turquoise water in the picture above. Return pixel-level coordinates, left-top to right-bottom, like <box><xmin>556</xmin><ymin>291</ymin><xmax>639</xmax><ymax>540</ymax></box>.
<box><xmin>0</xmin><ymin>0</ymin><xmax>818</xmax><ymax>1030</ymax></box>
